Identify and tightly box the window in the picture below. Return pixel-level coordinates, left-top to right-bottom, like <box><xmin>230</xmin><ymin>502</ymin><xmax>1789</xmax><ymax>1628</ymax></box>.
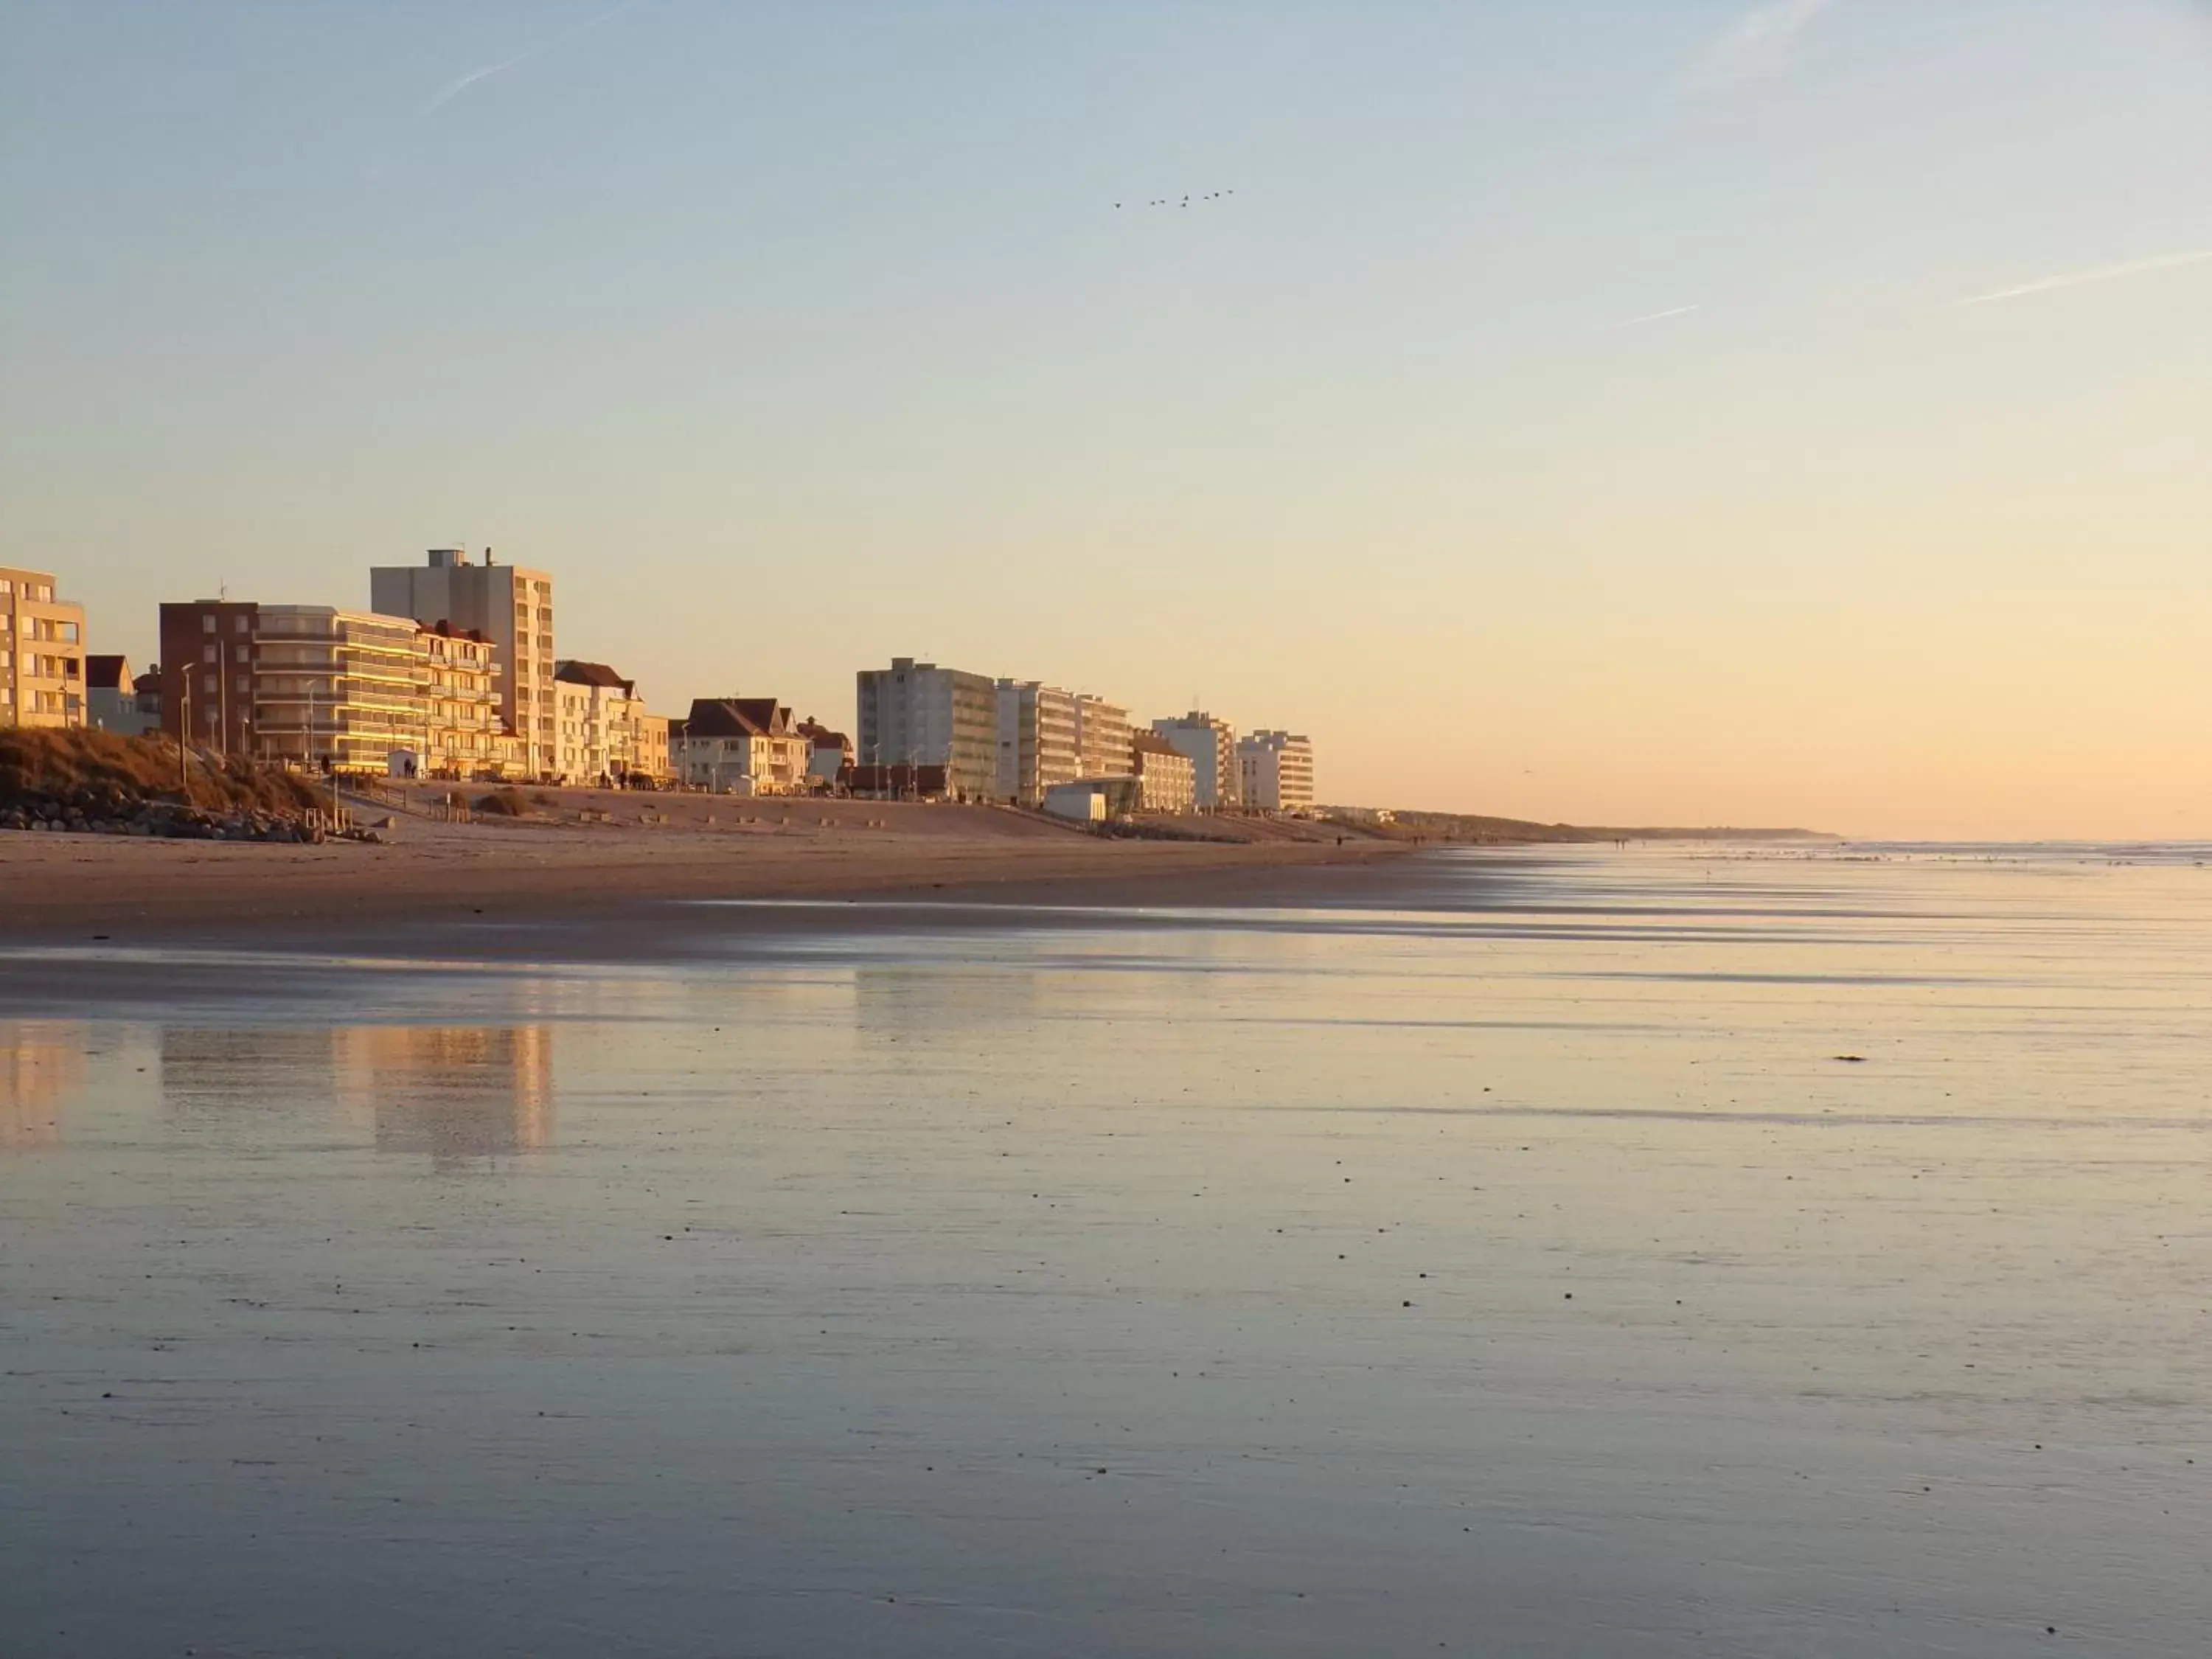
<box><xmin>59</xmin><ymin>622</ymin><xmax>79</xmax><ymax>643</ymax></box>
<box><xmin>234</xmin><ymin>616</ymin><xmax>248</xmax><ymax>634</ymax></box>
<box><xmin>0</xmin><ymin>580</ymin><xmax>10</xmax><ymax>595</ymax></box>
<box><xmin>203</xmin><ymin>675</ymin><xmax>217</xmax><ymax>695</ymax></box>
<box><xmin>203</xmin><ymin>615</ymin><xmax>216</xmax><ymax>633</ymax></box>
<box><xmin>235</xmin><ymin>676</ymin><xmax>250</xmax><ymax>693</ymax></box>
<box><xmin>204</xmin><ymin>645</ymin><xmax>216</xmax><ymax>663</ymax></box>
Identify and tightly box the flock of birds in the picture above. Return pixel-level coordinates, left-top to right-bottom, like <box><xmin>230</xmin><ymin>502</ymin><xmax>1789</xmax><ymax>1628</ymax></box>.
<box><xmin>1116</xmin><ymin>190</ymin><xmax>1235</xmax><ymax>209</ymax></box>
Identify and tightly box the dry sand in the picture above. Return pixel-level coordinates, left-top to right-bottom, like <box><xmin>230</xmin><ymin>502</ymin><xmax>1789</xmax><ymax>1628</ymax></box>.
<box><xmin>0</xmin><ymin>788</ymin><xmax>1406</xmax><ymax>958</ymax></box>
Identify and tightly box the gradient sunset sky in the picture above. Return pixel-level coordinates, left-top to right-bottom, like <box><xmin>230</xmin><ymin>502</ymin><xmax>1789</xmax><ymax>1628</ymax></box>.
<box><xmin>4</xmin><ymin>1</ymin><xmax>2208</xmax><ymax>838</ymax></box>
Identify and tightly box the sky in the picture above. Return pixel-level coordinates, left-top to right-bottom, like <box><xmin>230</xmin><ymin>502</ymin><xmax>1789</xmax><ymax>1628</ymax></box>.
<box><xmin>4</xmin><ymin>0</ymin><xmax>2209</xmax><ymax>838</ymax></box>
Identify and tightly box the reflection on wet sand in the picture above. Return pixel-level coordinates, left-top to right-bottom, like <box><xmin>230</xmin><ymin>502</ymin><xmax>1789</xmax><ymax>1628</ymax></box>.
<box><xmin>0</xmin><ymin>1021</ymin><xmax>86</xmax><ymax>1149</ymax></box>
<box><xmin>341</xmin><ymin>1026</ymin><xmax>554</xmax><ymax>1160</ymax></box>
<box><xmin>159</xmin><ymin>1027</ymin><xmax>336</xmax><ymax>1119</ymax></box>
<box><xmin>853</xmin><ymin>963</ymin><xmax>1041</xmax><ymax>1038</ymax></box>
<box><xmin>156</xmin><ymin>1023</ymin><xmax>554</xmax><ymax>1160</ymax></box>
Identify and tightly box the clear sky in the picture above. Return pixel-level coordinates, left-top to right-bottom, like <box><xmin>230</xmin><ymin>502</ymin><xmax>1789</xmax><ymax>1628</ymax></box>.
<box><xmin>4</xmin><ymin>1</ymin><xmax>2209</xmax><ymax>838</ymax></box>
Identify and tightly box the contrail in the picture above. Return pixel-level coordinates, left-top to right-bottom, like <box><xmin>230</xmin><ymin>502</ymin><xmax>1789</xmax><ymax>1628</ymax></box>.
<box><xmin>1609</xmin><ymin>305</ymin><xmax>1701</xmax><ymax>330</ymax></box>
<box><xmin>1683</xmin><ymin>0</ymin><xmax>1838</xmax><ymax>94</ymax></box>
<box><xmin>419</xmin><ymin>1</ymin><xmax>642</xmax><ymax>120</ymax></box>
<box><xmin>1958</xmin><ymin>248</ymin><xmax>2212</xmax><ymax>307</ymax></box>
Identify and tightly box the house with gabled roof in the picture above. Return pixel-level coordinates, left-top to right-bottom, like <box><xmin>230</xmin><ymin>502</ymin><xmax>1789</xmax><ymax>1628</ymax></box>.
<box><xmin>675</xmin><ymin>697</ymin><xmax>811</xmax><ymax>795</ymax></box>
<box><xmin>796</xmin><ymin>715</ymin><xmax>853</xmax><ymax>791</ymax></box>
<box><xmin>86</xmin><ymin>654</ymin><xmax>158</xmax><ymax>736</ymax></box>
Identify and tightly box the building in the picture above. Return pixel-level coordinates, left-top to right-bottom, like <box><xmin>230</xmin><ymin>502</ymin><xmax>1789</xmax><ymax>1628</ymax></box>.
<box><xmin>1237</xmin><ymin>729</ymin><xmax>1315</xmax><ymax>814</ymax></box>
<box><xmin>675</xmin><ymin>698</ymin><xmax>811</xmax><ymax>794</ymax></box>
<box><xmin>1151</xmin><ymin>711</ymin><xmax>1240</xmax><ymax>810</ymax></box>
<box><xmin>552</xmin><ymin>661</ymin><xmax>647</xmax><ymax>785</ymax></box>
<box><xmin>633</xmin><ymin>713</ymin><xmax>675</xmax><ymax>785</ymax></box>
<box><xmin>411</xmin><ymin>622</ymin><xmax>507</xmax><ymax>776</ymax></box>
<box><xmin>252</xmin><ymin>607</ymin><xmax>440</xmax><ymax>775</ymax></box>
<box><xmin>854</xmin><ymin>658</ymin><xmax>997</xmax><ymax>799</ymax></box>
<box><xmin>1043</xmin><ymin>776</ymin><xmax>1141</xmax><ymax>824</ymax></box>
<box><xmin>157</xmin><ymin>599</ymin><xmax>260</xmax><ymax>754</ymax></box>
<box><xmin>1130</xmin><ymin>733</ymin><xmax>1197</xmax><ymax>814</ymax></box>
<box><xmin>86</xmin><ymin>655</ymin><xmax>156</xmax><ymax>736</ymax></box>
<box><xmin>157</xmin><ymin>600</ymin><xmax>507</xmax><ymax>776</ymax></box>
<box><xmin>797</xmin><ymin>716</ymin><xmax>853</xmax><ymax>791</ymax></box>
<box><xmin>369</xmin><ymin>548</ymin><xmax>555</xmax><ymax>778</ymax></box>
<box><xmin>1</xmin><ymin>566</ymin><xmax>87</xmax><ymax>730</ymax></box>
<box><xmin>995</xmin><ymin>680</ymin><xmax>1080</xmax><ymax>804</ymax></box>
<box><xmin>1072</xmin><ymin>694</ymin><xmax>1133</xmax><ymax>782</ymax></box>
<box><xmin>131</xmin><ymin>667</ymin><xmax>164</xmax><ymax>731</ymax></box>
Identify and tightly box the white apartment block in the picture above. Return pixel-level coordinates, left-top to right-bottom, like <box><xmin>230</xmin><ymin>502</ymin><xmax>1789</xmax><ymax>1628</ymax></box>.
<box><xmin>370</xmin><ymin>548</ymin><xmax>554</xmax><ymax>778</ymax></box>
<box><xmin>995</xmin><ymin>680</ymin><xmax>1081</xmax><ymax>804</ymax></box>
<box><xmin>1</xmin><ymin>566</ymin><xmax>86</xmax><ymax>729</ymax></box>
<box><xmin>1073</xmin><ymin>694</ymin><xmax>1133</xmax><ymax>779</ymax></box>
<box><xmin>855</xmin><ymin>658</ymin><xmax>998</xmax><ymax>799</ymax></box>
<box><xmin>553</xmin><ymin>661</ymin><xmax>646</xmax><ymax>785</ymax></box>
<box><xmin>1130</xmin><ymin>734</ymin><xmax>1197</xmax><ymax>813</ymax></box>
<box><xmin>1237</xmin><ymin>729</ymin><xmax>1315</xmax><ymax>814</ymax></box>
<box><xmin>1151</xmin><ymin>712</ymin><xmax>1240</xmax><ymax>810</ymax></box>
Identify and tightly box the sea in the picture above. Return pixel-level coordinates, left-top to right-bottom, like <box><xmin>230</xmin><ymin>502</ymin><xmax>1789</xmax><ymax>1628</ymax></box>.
<box><xmin>3</xmin><ymin>842</ymin><xmax>2208</xmax><ymax>1656</ymax></box>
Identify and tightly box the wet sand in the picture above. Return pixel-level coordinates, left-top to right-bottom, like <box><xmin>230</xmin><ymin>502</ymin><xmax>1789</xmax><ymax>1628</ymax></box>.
<box><xmin>5</xmin><ymin>844</ymin><xmax>2209</xmax><ymax>1657</ymax></box>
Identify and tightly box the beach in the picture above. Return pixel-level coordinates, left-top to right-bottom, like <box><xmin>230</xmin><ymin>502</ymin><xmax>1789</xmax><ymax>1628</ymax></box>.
<box><xmin>5</xmin><ymin>842</ymin><xmax>2209</xmax><ymax>1657</ymax></box>
<box><xmin>0</xmin><ymin>793</ymin><xmax>1406</xmax><ymax>954</ymax></box>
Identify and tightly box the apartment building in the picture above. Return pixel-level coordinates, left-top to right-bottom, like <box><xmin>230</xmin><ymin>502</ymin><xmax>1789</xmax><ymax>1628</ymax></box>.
<box><xmin>552</xmin><ymin>661</ymin><xmax>646</xmax><ymax>785</ymax></box>
<box><xmin>1237</xmin><ymin>729</ymin><xmax>1315</xmax><ymax>814</ymax></box>
<box><xmin>995</xmin><ymin>680</ymin><xmax>1080</xmax><ymax>804</ymax></box>
<box><xmin>158</xmin><ymin>599</ymin><xmax>260</xmax><ymax>752</ymax></box>
<box><xmin>157</xmin><ymin>600</ymin><xmax>507</xmax><ymax>776</ymax></box>
<box><xmin>854</xmin><ymin>658</ymin><xmax>997</xmax><ymax>799</ymax></box>
<box><xmin>370</xmin><ymin>548</ymin><xmax>554</xmax><ymax>778</ymax></box>
<box><xmin>1</xmin><ymin>566</ymin><xmax>87</xmax><ymax>729</ymax></box>
<box><xmin>252</xmin><ymin>608</ymin><xmax>438</xmax><ymax>774</ymax></box>
<box><xmin>1151</xmin><ymin>712</ymin><xmax>1241</xmax><ymax>810</ymax></box>
<box><xmin>675</xmin><ymin>698</ymin><xmax>812</xmax><ymax>795</ymax></box>
<box><xmin>411</xmin><ymin>622</ymin><xmax>507</xmax><ymax>776</ymax></box>
<box><xmin>1130</xmin><ymin>733</ymin><xmax>1197</xmax><ymax>814</ymax></box>
<box><xmin>1073</xmin><ymin>694</ymin><xmax>1133</xmax><ymax>781</ymax></box>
